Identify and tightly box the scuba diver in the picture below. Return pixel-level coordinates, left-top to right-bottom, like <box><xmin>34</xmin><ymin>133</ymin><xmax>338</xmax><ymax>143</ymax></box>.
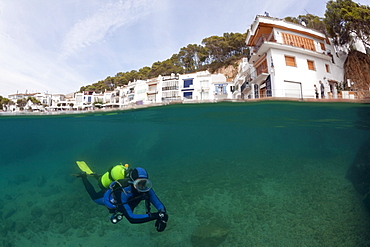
<box><xmin>75</xmin><ymin>162</ymin><xmax>168</xmax><ymax>232</ymax></box>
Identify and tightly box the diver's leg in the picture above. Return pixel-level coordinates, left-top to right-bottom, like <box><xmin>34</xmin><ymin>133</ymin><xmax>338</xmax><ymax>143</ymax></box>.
<box><xmin>79</xmin><ymin>174</ymin><xmax>105</xmax><ymax>201</ymax></box>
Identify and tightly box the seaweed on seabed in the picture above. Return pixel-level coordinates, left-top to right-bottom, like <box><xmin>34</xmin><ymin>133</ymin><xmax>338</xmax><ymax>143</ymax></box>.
<box><xmin>346</xmin><ymin>137</ymin><xmax>370</xmax><ymax>211</ymax></box>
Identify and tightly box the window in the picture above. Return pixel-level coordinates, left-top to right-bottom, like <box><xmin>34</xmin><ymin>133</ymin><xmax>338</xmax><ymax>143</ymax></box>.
<box><xmin>320</xmin><ymin>42</ymin><xmax>325</xmax><ymax>51</ymax></box>
<box><xmin>183</xmin><ymin>79</ymin><xmax>193</xmax><ymax>88</ymax></box>
<box><xmin>282</xmin><ymin>33</ymin><xmax>315</xmax><ymax>51</ymax></box>
<box><xmin>285</xmin><ymin>55</ymin><xmax>296</xmax><ymax>67</ymax></box>
<box><xmin>325</xmin><ymin>64</ymin><xmax>330</xmax><ymax>73</ymax></box>
<box><xmin>256</xmin><ymin>60</ymin><xmax>268</xmax><ymax>76</ymax></box>
<box><xmin>162</xmin><ymin>80</ymin><xmax>179</xmax><ymax>91</ymax></box>
<box><xmin>200</xmin><ymin>80</ymin><xmax>209</xmax><ymax>88</ymax></box>
<box><xmin>307</xmin><ymin>60</ymin><xmax>315</xmax><ymax>70</ymax></box>
<box><xmin>183</xmin><ymin>92</ymin><xmax>192</xmax><ymax>99</ymax></box>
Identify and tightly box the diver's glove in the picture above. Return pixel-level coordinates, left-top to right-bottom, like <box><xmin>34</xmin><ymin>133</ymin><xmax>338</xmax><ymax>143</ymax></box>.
<box><xmin>154</xmin><ymin>212</ymin><xmax>168</xmax><ymax>232</ymax></box>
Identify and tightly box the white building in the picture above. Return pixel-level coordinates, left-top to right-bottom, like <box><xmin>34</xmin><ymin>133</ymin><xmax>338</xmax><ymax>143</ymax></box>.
<box><xmin>33</xmin><ymin>93</ymin><xmax>53</xmax><ymax>106</ymax></box>
<box><xmin>211</xmin><ymin>73</ymin><xmax>231</xmax><ymax>100</ymax></box>
<box><xmin>134</xmin><ymin>80</ymin><xmax>150</xmax><ymax>104</ymax></box>
<box><xmin>72</xmin><ymin>92</ymin><xmax>104</xmax><ymax>110</ymax></box>
<box><xmin>111</xmin><ymin>71</ymin><xmax>230</xmax><ymax>106</ymax></box>
<box><xmin>232</xmin><ymin>58</ymin><xmax>251</xmax><ymax>99</ymax></box>
<box><xmin>160</xmin><ymin>74</ymin><xmax>181</xmax><ymax>102</ymax></box>
<box><xmin>146</xmin><ymin>78</ymin><xmax>160</xmax><ymax>103</ymax></box>
<box><xmin>240</xmin><ymin>15</ymin><xmax>347</xmax><ymax>99</ymax></box>
<box><xmin>178</xmin><ymin>71</ymin><xmax>229</xmax><ymax>102</ymax></box>
<box><xmin>8</xmin><ymin>93</ymin><xmax>38</xmax><ymax>102</ymax></box>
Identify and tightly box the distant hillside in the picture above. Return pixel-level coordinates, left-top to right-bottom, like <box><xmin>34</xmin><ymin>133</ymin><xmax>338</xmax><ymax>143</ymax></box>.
<box><xmin>80</xmin><ymin>32</ymin><xmax>249</xmax><ymax>93</ymax></box>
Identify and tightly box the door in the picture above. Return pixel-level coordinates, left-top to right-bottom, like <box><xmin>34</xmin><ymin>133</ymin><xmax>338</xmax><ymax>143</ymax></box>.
<box><xmin>284</xmin><ymin>81</ymin><xmax>302</xmax><ymax>98</ymax></box>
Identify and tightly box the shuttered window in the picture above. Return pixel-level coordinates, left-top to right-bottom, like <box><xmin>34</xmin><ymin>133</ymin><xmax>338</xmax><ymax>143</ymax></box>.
<box><xmin>325</xmin><ymin>64</ymin><xmax>330</xmax><ymax>73</ymax></box>
<box><xmin>282</xmin><ymin>33</ymin><xmax>316</xmax><ymax>51</ymax></box>
<box><xmin>285</xmin><ymin>55</ymin><xmax>296</xmax><ymax>67</ymax></box>
<box><xmin>307</xmin><ymin>60</ymin><xmax>315</xmax><ymax>70</ymax></box>
<box><xmin>320</xmin><ymin>43</ymin><xmax>325</xmax><ymax>51</ymax></box>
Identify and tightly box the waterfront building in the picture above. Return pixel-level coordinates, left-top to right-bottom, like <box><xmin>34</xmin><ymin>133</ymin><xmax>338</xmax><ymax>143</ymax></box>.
<box><xmin>177</xmin><ymin>71</ymin><xmax>225</xmax><ymax>101</ymax></box>
<box><xmin>116</xmin><ymin>71</ymin><xmax>230</xmax><ymax>105</ymax></box>
<box><xmin>8</xmin><ymin>92</ymin><xmax>38</xmax><ymax>102</ymax></box>
<box><xmin>146</xmin><ymin>77</ymin><xmax>160</xmax><ymax>103</ymax></box>
<box><xmin>160</xmin><ymin>74</ymin><xmax>180</xmax><ymax>102</ymax></box>
<box><xmin>239</xmin><ymin>15</ymin><xmax>347</xmax><ymax>100</ymax></box>
<box><xmin>33</xmin><ymin>92</ymin><xmax>53</xmax><ymax>106</ymax></box>
<box><xmin>232</xmin><ymin>58</ymin><xmax>251</xmax><ymax>100</ymax></box>
<box><xmin>211</xmin><ymin>73</ymin><xmax>231</xmax><ymax>101</ymax></box>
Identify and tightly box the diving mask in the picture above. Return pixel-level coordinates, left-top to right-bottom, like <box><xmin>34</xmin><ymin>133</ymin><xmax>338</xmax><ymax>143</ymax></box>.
<box><xmin>133</xmin><ymin>178</ymin><xmax>152</xmax><ymax>192</ymax></box>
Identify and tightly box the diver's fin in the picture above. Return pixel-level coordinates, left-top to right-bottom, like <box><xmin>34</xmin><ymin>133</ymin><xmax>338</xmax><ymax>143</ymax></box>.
<box><xmin>76</xmin><ymin>161</ymin><xmax>94</xmax><ymax>175</ymax></box>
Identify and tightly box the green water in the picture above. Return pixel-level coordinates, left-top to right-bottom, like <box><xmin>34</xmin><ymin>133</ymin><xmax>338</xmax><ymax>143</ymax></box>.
<box><xmin>0</xmin><ymin>101</ymin><xmax>369</xmax><ymax>246</ymax></box>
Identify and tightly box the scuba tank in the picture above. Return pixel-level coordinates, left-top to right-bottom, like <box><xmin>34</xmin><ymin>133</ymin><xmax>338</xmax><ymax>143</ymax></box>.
<box><xmin>100</xmin><ymin>163</ymin><xmax>130</xmax><ymax>188</ymax></box>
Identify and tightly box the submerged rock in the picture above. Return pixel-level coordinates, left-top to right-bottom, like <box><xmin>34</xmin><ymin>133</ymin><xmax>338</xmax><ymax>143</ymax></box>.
<box><xmin>191</xmin><ymin>225</ymin><xmax>228</xmax><ymax>247</ymax></box>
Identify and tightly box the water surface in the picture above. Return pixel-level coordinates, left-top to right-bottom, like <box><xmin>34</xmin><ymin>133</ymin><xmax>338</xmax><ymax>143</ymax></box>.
<box><xmin>0</xmin><ymin>101</ymin><xmax>369</xmax><ymax>246</ymax></box>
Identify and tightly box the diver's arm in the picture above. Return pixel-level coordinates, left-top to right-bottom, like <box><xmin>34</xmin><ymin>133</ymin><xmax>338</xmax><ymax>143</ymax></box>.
<box><xmin>121</xmin><ymin>203</ymin><xmax>159</xmax><ymax>224</ymax></box>
<box><xmin>148</xmin><ymin>189</ymin><xmax>166</xmax><ymax>212</ymax></box>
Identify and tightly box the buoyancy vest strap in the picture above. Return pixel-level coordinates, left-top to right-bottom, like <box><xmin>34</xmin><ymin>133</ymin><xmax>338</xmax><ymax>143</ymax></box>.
<box><xmin>111</xmin><ymin>183</ymin><xmax>125</xmax><ymax>212</ymax></box>
<box><xmin>145</xmin><ymin>197</ymin><xmax>151</xmax><ymax>214</ymax></box>
<box><xmin>110</xmin><ymin>182</ymin><xmax>151</xmax><ymax>214</ymax></box>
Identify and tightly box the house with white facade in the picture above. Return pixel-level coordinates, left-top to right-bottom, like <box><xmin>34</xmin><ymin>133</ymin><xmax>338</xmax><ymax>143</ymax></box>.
<box><xmin>160</xmin><ymin>74</ymin><xmax>180</xmax><ymax>102</ymax></box>
<box><xmin>146</xmin><ymin>78</ymin><xmax>160</xmax><ymax>103</ymax></box>
<box><xmin>111</xmin><ymin>71</ymin><xmax>230</xmax><ymax>106</ymax></box>
<box><xmin>232</xmin><ymin>58</ymin><xmax>251</xmax><ymax>99</ymax></box>
<box><xmin>177</xmin><ymin>71</ymin><xmax>229</xmax><ymax>101</ymax></box>
<box><xmin>212</xmin><ymin>73</ymin><xmax>232</xmax><ymax>100</ymax></box>
<box><xmin>8</xmin><ymin>93</ymin><xmax>38</xmax><ymax>102</ymax></box>
<box><xmin>33</xmin><ymin>93</ymin><xmax>53</xmax><ymax>106</ymax></box>
<box><xmin>134</xmin><ymin>80</ymin><xmax>150</xmax><ymax>104</ymax></box>
<box><xmin>240</xmin><ymin>15</ymin><xmax>347</xmax><ymax>100</ymax></box>
<box><xmin>123</xmin><ymin>81</ymin><xmax>137</xmax><ymax>104</ymax></box>
<box><xmin>72</xmin><ymin>91</ymin><xmax>104</xmax><ymax>110</ymax></box>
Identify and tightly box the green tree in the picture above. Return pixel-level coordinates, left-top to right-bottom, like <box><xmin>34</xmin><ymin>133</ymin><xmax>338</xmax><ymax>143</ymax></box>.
<box><xmin>16</xmin><ymin>97</ymin><xmax>40</xmax><ymax>109</ymax></box>
<box><xmin>284</xmin><ymin>14</ymin><xmax>326</xmax><ymax>33</ymax></box>
<box><xmin>148</xmin><ymin>58</ymin><xmax>183</xmax><ymax>78</ymax></box>
<box><xmin>202</xmin><ymin>32</ymin><xmax>248</xmax><ymax>72</ymax></box>
<box><xmin>325</xmin><ymin>0</ymin><xmax>370</xmax><ymax>48</ymax></box>
<box><xmin>27</xmin><ymin>97</ymin><xmax>41</xmax><ymax>105</ymax></box>
<box><xmin>17</xmin><ymin>98</ymin><xmax>27</xmax><ymax>108</ymax></box>
<box><xmin>79</xmin><ymin>32</ymin><xmax>248</xmax><ymax>91</ymax></box>
<box><xmin>0</xmin><ymin>96</ymin><xmax>12</xmax><ymax>110</ymax></box>
<box><xmin>202</xmin><ymin>35</ymin><xmax>227</xmax><ymax>63</ymax></box>
<box><xmin>178</xmin><ymin>44</ymin><xmax>208</xmax><ymax>73</ymax></box>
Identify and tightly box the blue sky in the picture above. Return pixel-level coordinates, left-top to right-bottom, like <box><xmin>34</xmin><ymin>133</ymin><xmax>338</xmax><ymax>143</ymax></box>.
<box><xmin>0</xmin><ymin>0</ymin><xmax>367</xmax><ymax>97</ymax></box>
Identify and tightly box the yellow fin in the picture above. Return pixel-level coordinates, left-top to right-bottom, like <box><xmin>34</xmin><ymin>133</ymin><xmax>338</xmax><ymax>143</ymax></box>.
<box><xmin>76</xmin><ymin>161</ymin><xmax>94</xmax><ymax>175</ymax></box>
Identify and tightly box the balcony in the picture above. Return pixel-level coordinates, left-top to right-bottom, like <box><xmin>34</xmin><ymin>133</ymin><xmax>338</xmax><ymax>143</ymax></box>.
<box><xmin>214</xmin><ymin>93</ymin><xmax>228</xmax><ymax>100</ymax></box>
<box><xmin>249</xmin><ymin>33</ymin><xmax>332</xmax><ymax>64</ymax></box>
<box><xmin>241</xmin><ymin>81</ymin><xmax>251</xmax><ymax>94</ymax></box>
<box><xmin>147</xmin><ymin>90</ymin><xmax>157</xmax><ymax>94</ymax></box>
<box><xmin>251</xmin><ymin>33</ymin><xmax>276</xmax><ymax>54</ymax></box>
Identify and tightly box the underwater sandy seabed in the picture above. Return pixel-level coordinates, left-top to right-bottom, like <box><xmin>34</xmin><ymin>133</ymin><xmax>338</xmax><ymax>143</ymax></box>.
<box><xmin>0</xmin><ymin>150</ymin><xmax>369</xmax><ymax>247</ymax></box>
<box><xmin>0</xmin><ymin>102</ymin><xmax>369</xmax><ymax>246</ymax></box>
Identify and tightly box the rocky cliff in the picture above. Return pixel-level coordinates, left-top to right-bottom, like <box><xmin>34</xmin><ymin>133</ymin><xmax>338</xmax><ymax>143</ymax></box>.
<box><xmin>344</xmin><ymin>50</ymin><xmax>370</xmax><ymax>99</ymax></box>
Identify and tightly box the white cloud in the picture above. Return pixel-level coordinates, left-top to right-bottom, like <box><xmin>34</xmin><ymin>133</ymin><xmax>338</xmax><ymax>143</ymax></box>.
<box><xmin>0</xmin><ymin>0</ymin><xmax>338</xmax><ymax>97</ymax></box>
<box><xmin>60</xmin><ymin>0</ymin><xmax>160</xmax><ymax>60</ymax></box>
<box><xmin>0</xmin><ymin>0</ymin><xmax>164</xmax><ymax>96</ymax></box>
